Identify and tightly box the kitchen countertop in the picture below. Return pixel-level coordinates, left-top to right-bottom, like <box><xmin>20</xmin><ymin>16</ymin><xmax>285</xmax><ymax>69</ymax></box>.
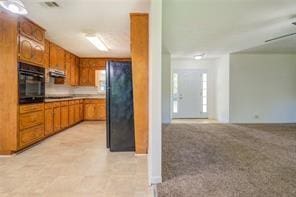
<box><xmin>44</xmin><ymin>95</ymin><xmax>106</xmax><ymax>103</ymax></box>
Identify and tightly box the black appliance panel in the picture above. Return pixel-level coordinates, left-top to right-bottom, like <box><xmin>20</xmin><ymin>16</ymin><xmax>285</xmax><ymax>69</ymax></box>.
<box><xmin>18</xmin><ymin>63</ymin><xmax>45</xmax><ymax>104</ymax></box>
<box><xmin>106</xmin><ymin>61</ymin><xmax>135</xmax><ymax>152</ymax></box>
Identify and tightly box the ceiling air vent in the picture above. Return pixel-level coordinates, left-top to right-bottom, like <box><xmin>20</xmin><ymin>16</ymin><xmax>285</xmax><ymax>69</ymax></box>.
<box><xmin>42</xmin><ymin>1</ymin><xmax>59</xmax><ymax>8</ymax></box>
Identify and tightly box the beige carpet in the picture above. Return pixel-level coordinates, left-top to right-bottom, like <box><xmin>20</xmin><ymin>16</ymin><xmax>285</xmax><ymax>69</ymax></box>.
<box><xmin>158</xmin><ymin>123</ymin><xmax>296</xmax><ymax>197</ymax></box>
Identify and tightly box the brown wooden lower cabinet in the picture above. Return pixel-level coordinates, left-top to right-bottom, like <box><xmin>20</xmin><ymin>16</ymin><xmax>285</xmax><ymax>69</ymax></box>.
<box><xmin>19</xmin><ymin>110</ymin><xmax>44</xmax><ymax>130</ymax></box>
<box><xmin>79</xmin><ymin>101</ymin><xmax>84</xmax><ymax>121</ymax></box>
<box><xmin>19</xmin><ymin>125</ymin><xmax>44</xmax><ymax>148</ymax></box>
<box><xmin>74</xmin><ymin>101</ymin><xmax>80</xmax><ymax>123</ymax></box>
<box><xmin>44</xmin><ymin>107</ymin><xmax>54</xmax><ymax>136</ymax></box>
<box><xmin>68</xmin><ymin>103</ymin><xmax>75</xmax><ymax>126</ymax></box>
<box><xmin>18</xmin><ymin>103</ymin><xmax>45</xmax><ymax>149</ymax></box>
<box><xmin>16</xmin><ymin>99</ymin><xmax>105</xmax><ymax>152</ymax></box>
<box><xmin>53</xmin><ymin>104</ymin><xmax>61</xmax><ymax>133</ymax></box>
<box><xmin>60</xmin><ymin>103</ymin><xmax>69</xmax><ymax>129</ymax></box>
<box><xmin>84</xmin><ymin>99</ymin><xmax>106</xmax><ymax>121</ymax></box>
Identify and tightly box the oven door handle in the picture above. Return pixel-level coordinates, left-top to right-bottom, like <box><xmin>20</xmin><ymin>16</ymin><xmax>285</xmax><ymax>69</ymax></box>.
<box><xmin>19</xmin><ymin>71</ymin><xmax>44</xmax><ymax>78</ymax></box>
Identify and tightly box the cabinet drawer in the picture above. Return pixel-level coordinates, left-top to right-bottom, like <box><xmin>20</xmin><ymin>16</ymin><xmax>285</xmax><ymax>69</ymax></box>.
<box><xmin>74</xmin><ymin>100</ymin><xmax>80</xmax><ymax>104</ymax></box>
<box><xmin>60</xmin><ymin>101</ymin><xmax>68</xmax><ymax>106</ymax></box>
<box><xmin>45</xmin><ymin>103</ymin><xmax>54</xmax><ymax>109</ymax></box>
<box><xmin>19</xmin><ymin>125</ymin><xmax>44</xmax><ymax>148</ymax></box>
<box><xmin>69</xmin><ymin>100</ymin><xmax>75</xmax><ymax>105</ymax></box>
<box><xmin>19</xmin><ymin>111</ymin><xmax>44</xmax><ymax>130</ymax></box>
<box><xmin>20</xmin><ymin>103</ymin><xmax>44</xmax><ymax>114</ymax></box>
<box><xmin>53</xmin><ymin>102</ymin><xmax>60</xmax><ymax>108</ymax></box>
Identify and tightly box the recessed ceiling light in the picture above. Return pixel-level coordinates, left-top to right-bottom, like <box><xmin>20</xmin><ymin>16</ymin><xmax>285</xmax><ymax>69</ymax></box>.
<box><xmin>194</xmin><ymin>54</ymin><xmax>205</xmax><ymax>60</ymax></box>
<box><xmin>0</xmin><ymin>0</ymin><xmax>28</xmax><ymax>15</ymax></box>
<box><xmin>85</xmin><ymin>34</ymin><xmax>108</xmax><ymax>52</ymax></box>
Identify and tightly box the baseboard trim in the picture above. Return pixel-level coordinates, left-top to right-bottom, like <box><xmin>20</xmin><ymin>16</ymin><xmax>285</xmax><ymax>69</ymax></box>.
<box><xmin>150</xmin><ymin>176</ymin><xmax>162</xmax><ymax>185</ymax></box>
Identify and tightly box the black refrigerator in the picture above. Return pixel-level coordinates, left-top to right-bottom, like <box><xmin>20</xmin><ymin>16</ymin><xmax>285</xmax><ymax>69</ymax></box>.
<box><xmin>106</xmin><ymin>61</ymin><xmax>135</xmax><ymax>152</ymax></box>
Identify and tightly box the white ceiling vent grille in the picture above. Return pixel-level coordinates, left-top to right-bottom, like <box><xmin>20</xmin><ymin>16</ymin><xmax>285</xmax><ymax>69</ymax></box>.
<box><xmin>42</xmin><ymin>1</ymin><xmax>60</xmax><ymax>8</ymax></box>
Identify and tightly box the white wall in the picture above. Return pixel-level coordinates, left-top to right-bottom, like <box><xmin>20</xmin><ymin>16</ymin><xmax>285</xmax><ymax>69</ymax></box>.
<box><xmin>148</xmin><ymin>0</ymin><xmax>162</xmax><ymax>185</ymax></box>
<box><xmin>162</xmin><ymin>53</ymin><xmax>172</xmax><ymax>123</ymax></box>
<box><xmin>171</xmin><ymin>58</ymin><xmax>217</xmax><ymax>119</ymax></box>
<box><xmin>229</xmin><ymin>54</ymin><xmax>296</xmax><ymax>123</ymax></box>
<box><xmin>216</xmin><ymin>55</ymin><xmax>230</xmax><ymax>123</ymax></box>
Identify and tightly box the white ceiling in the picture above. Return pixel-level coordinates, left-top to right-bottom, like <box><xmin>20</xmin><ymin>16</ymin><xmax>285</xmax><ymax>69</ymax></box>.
<box><xmin>22</xmin><ymin>0</ymin><xmax>150</xmax><ymax>57</ymax></box>
<box><xmin>163</xmin><ymin>0</ymin><xmax>296</xmax><ymax>59</ymax></box>
<box><xmin>237</xmin><ymin>35</ymin><xmax>296</xmax><ymax>54</ymax></box>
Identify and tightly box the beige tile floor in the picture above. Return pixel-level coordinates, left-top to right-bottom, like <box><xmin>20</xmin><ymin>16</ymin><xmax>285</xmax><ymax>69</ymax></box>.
<box><xmin>0</xmin><ymin>121</ymin><xmax>153</xmax><ymax>197</ymax></box>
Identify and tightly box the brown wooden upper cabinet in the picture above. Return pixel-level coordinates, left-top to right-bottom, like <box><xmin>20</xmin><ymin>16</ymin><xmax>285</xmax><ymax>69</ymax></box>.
<box><xmin>18</xmin><ymin>17</ymin><xmax>45</xmax><ymax>67</ymax></box>
<box><xmin>43</xmin><ymin>39</ymin><xmax>50</xmax><ymax>68</ymax></box>
<box><xmin>19</xmin><ymin>36</ymin><xmax>44</xmax><ymax>66</ymax></box>
<box><xmin>79</xmin><ymin>58</ymin><xmax>106</xmax><ymax>86</ymax></box>
<box><xmin>69</xmin><ymin>55</ymin><xmax>79</xmax><ymax>86</ymax></box>
<box><xmin>75</xmin><ymin>57</ymin><xmax>80</xmax><ymax>85</ymax></box>
<box><xmin>19</xmin><ymin>17</ymin><xmax>45</xmax><ymax>44</ymax></box>
<box><xmin>64</xmin><ymin>51</ymin><xmax>71</xmax><ymax>85</ymax></box>
<box><xmin>50</xmin><ymin>42</ymin><xmax>65</xmax><ymax>71</ymax></box>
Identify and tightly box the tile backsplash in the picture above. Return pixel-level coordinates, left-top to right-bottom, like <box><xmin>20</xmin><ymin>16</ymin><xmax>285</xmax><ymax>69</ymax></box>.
<box><xmin>45</xmin><ymin>77</ymin><xmax>104</xmax><ymax>96</ymax></box>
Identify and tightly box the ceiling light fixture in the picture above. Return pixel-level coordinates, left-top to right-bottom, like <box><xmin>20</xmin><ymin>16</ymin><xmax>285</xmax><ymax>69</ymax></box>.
<box><xmin>85</xmin><ymin>34</ymin><xmax>108</xmax><ymax>52</ymax></box>
<box><xmin>194</xmin><ymin>54</ymin><xmax>205</xmax><ymax>60</ymax></box>
<box><xmin>0</xmin><ymin>0</ymin><xmax>28</xmax><ymax>15</ymax></box>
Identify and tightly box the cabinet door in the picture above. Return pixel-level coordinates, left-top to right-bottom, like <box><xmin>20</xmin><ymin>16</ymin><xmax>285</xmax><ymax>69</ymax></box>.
<box><xmin>79</xmin><ymin>66</ymin><xmax>89</xmax><ymax>85</ymax></box>
<box><xmin>84</xmin><ymin>103</ymin><xmax>95</xmax><ymax>120</ymax></box>
<box><xmin>19</xmin><ymin>111</ymin><xmax>44</xmax><ymax>130</ymax></box>
<box><xmin>45</xmin><ymin>108</ymin><xmax>53</xmax><ymax>136</ymax></box>
<box><xmin>84</xmin><ymin>103</ymin><xmax>99</xmax><ymax>120</ymax></box>
<box><xmin>74</xmin><ymin>104</ymin><xmax>80</xmax><ymax>123</ymax></box>
<box><xmin>49</xmin><ymin>42</ymin><xmax>58</xmax><ymax>69</ymax></box>
<box><xmin>19</xmin><ymin>125</ymin><xmax>44</xmax><ymax>148</ymax></box>
<box><xmin>96</xmin><ymin>103</ymin><xmax>106</xmax><ymax>121</ymax></box>
<box><xmin>60</xmin><ymin>105</ymin><xmax>69</xmax><ymax>129</ymax></box>
<box><xmin>75</xmin><ymin>63</ymin><xmax>79</xmax><ymax>85</ymax></box>
<box><xmin>19</xmin><ymin>36</ymin><xmax>44</xmax><ymax>67</ymax></box>
<box><xmin>88</xmin><ymin>67</ymin><xmax>96</xmax><ymax>86</ymax></box>
<box><xmin>32</xmin><ymin>44</ymin><xmax>44</xmax><ymax>66</ymax></box>
<box><xmin>75</xmin><ymin>57</ymin><xmax>80</xmax><ymax>85</ymax></box>
<box><xmin>68</xmin><ymin>105</ymin><xmax>75</xmax><ymax>126</ymax></box>
<box><xmin>19</xmin><ymin>36</ymin><xmax>33</xmax><ymax>63</ymax></box>
<box><xmin>79</xmin><ymin>103</ymin><xmax>84</xmax><ymax>121</ymax></box>
<box><xmin>65</xmin><ymin>52</ymin><xmax>71</xmax><ymax>85</ymax></box>
<box><xmin>19</xmin><ymin>18</ymin><xmax>32</xmax><ymax>38</ymax></box>
<box><xmin>53</xmin><ymin>107</ymin><xmax>61</xmax><ymax>132</ymax></box>
<box><xmin>43</xmin><ymin>39</ymin><xmax>50</xmax><ymax>68</ymax></box>
<box><xmin>57</xmin><ymin>46</ymin><xmax>65</xmax><ymax>71</ymax></box>
<box><xmin>19</xmin><ymin>17</ymin><xmax>45</xmax><ymax>44</ymax></box>
<box><xmin>32</xmin><ymin>26</ymin><xmax>45</xmax><ymax>44</ymax></box>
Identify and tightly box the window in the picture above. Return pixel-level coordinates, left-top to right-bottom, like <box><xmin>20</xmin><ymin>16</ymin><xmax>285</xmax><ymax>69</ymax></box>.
<box><xmin>173</xmin><ymin>73</ymin><xmax>178</xmax><ymax>113</ymax></box>
<box><xmin>202</xmin><ymin>73</ymin><xmax>207</xmax><ymax>113</ymax></box>
<box><xmin>96</xmin><ymin>70</ymin><xmax>106</xmax><ymax>92</ymax></box>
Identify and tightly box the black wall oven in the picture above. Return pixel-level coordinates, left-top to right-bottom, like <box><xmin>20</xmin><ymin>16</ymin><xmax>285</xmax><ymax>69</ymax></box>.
<box><xmin>18</xmin><ymin>63</ymin><xmax>45</xmax><ymax>104</ymax></box>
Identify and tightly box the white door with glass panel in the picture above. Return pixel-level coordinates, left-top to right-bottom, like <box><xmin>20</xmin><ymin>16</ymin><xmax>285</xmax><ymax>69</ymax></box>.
<box><xmin>172</xmin><ymin>69</ymin><xmax>208</xmax><ymax>118</ymax></box>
